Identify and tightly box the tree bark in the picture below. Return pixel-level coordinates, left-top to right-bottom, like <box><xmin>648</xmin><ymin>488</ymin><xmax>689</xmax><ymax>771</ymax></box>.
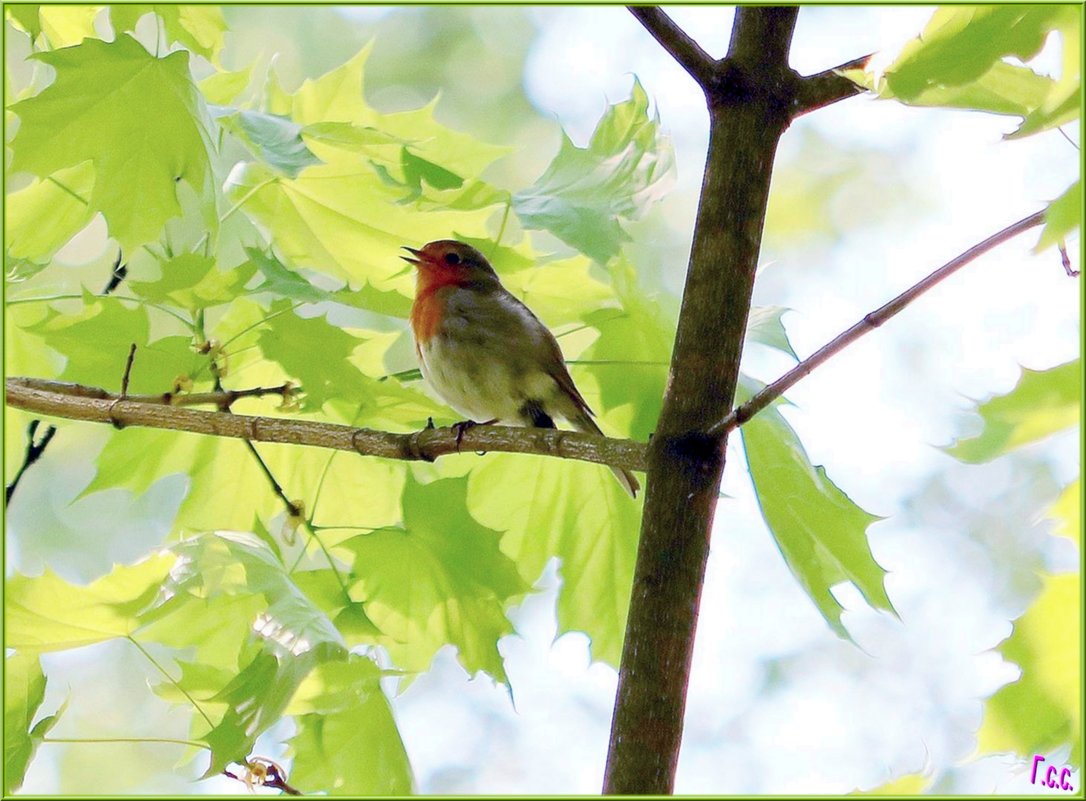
<box><xmin>603</xmin><ymin>7</ymin><xmax>800</xmax><ymax>793</ymax></box>
<box><xmin>4</xmin><ymin>378</ymin><xmax>648</xmax><ymax>472</ymax></box>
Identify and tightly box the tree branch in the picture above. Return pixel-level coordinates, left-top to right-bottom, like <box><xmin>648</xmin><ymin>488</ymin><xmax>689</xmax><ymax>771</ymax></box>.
<box><xmin>7</xmin><ymin>249</ymin><xmax>131</xmax><ymax>507</ymax></box>
<box><xmin>604</xmin><ymin>6</ymin><xmax>799</xmax><ymax>795</ymax></box>
<box><xmin>793</xmin><ymin>52</ymin><xmax>873</xmax><ymax>117</ymax></box>
<box><xmin>4</xmin><ymin>378</ymin><xmax>648</xmax><ymax>473</ymax></box>
<box><xmin>5</xmin><ymin>419</ymin><xmax>58</xmax><ymax>505</ymax></box>
<box><xmin>628</xmin><ymin>6</ymin><xmax>718</xmax><ymax>88</ymax></box>
<box><xmin>713</xmin><ymin>209</ymin><xmax>1048</xmax><ymax>435</ymax></box>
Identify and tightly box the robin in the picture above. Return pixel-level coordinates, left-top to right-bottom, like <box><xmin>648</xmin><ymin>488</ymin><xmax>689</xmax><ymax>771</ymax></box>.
<box><xmin>402</xmin><ymin>240</ymin><xmax>640</xmax><ymax>498</ymax></box>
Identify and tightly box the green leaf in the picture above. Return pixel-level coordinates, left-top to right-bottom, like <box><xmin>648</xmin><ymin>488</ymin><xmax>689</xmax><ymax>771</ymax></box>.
<box><xmin>203</xmin><ymin>651</ymin><xmax>316</xmax><ymax>776</ymax></box>
<box><xmin>290</xmin><ymin>46</ymin><xmax>509</xmax><ymax>177</ymax></box>
<box><xmin>581</xmin><ymin>258</ymin><xmax>675</xmax><ymax>441</ymax></box>
<box><xmin>301</xmin><ymin>120</ymin><xmax>405</xmax><ymax>151</ymax></box>
<box><xmin>23</xmin><ymin>298</ymin><xmax>204</xmax><ymax>394</ymax></box>
<box><xmin>6</xmin><ymin>6</ymin><xmax>44</xmax><ymax>42</ymax></box>
<box><xmin>256</xmin><ymin>300</ymin><xmax>369</xmax><ymax>411</ymax></box>
<box><xmin>4</xmin><ymin>162</ymin><xmax>95</xmax><ymax>263</ymax></box>
<box><xmin>136</xmin><ymin>532</ymin><xmax>351</xmax><ymax>774</ymax></box>
<box><xmin>199</xmin><ymin>65</ymin><xmax>253</xmax><ymax>105</ymax></box>
<box><xmin>6</xmin><ymin>555</ymin><xmax>175</xmax><ymax>651</ymax></box>
<box><xmin>286</xmin><ymin>657</ymin><xmax>414</xmax><ymax>795</ymax></box>
<box><xmin>947</xmin><ymin>359</ymin><xmax>1081</xmax><ymax>463</ymax></box>
<box><xmin>500</xmin><ymin>251</ymin><xmax>618</xmax><ymax>328</ymax></box>
<box><xmin>513</xmin><ymin>77</ymin><xmax>675</xmax><ymax>263</ymax></box>
<box><xmin>339</xmin><ymin>476</ymin><xmax>528</xmax><ymax>682</ymax></box>
<box><xmin>1008</xmin><ymin>4</ymin><xmax>1080</xmax><ymax>140</ymax></box>
<box><xmin>878</xmin><ymin>61</ymin><xmax>1059</xmax><ymax>117</ymax></box>
<box><xmin>36</xmin><ymin>6</ymin><xmax>100</xmax><ymax>48</ymax></box>
<box><xmin>978</xmin><ymin>570</ymin><xmax>1081</xmax><ymax>763</ymax></box>
<box><xmin>109</xmin><ymin>5</ymin><xmax>228</xmax><ymax>63</ymax></box>
<box><xmin>468</xmin><ymin>455</ymin><xmax>642</xmax><ymax>667</ymax></box>
<box><xmin>224</xmin><ymin>45</ymin><xmax>508</xmax><ymax>287</ymax></box>
<box><xmin>224</xmin><ymin>158</ymin><xmax>493</xmax><ymax>290</ymax></box>
<box><xmin>885</xmin><ymin>6</ymin><xmax>1068</xmax><ymax>98</ymax></box>
<box><xmin>745</xmin><ymin>305</ymin><xmax>798</xmax><ymax>360</ymax></box>
<box><xmin>4</xmin><ymin>653</ymin><xmax>53</xmax><ymax>795</ymax></box>
<box><xmin>129</xmin><ymin>253</ymin><xmax>258</xmax><ymax>309</ymax></box>
<box><xmin>1035</xmin><ymin>181</ymin><xmax>1081</xmax><ymax>253</ymax></box>
<box><xmin>740</xmin><ymin>378</ymin><xmax>893</xmax><ymax>639</ymax></box>
<box><xmin>217</xmin><ymin>109</ymin><xmax>323</xmax><ymax>178</ymax></box>
<box><xmin>402</xmin><ymin>147</ymin><xmax>463</xmax><ymax>191</ymax></box>
<box><xmin>9</xmin><ymin>36</ymin><xmax>218</xmax><ymax>251</ymax></box>
<box><xmin>244</xmin><ymin>248</ymin><xmax>339</xmax><ymax>304</ymax></box>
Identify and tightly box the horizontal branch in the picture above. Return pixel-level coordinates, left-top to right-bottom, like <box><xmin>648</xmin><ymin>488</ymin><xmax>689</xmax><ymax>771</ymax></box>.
<box><xmin>5</xmin><ymin>378</ymin><xmax>649</xmax><ymax>473</ymax></box>
<box><xmin>628</xmin><ymin>6</ymin><xmax>718</xmax><ymax>88</ymax></box>
<box><xmin>793</xmin><ymin>52</ymin><xmax>873</xmax><ymax>117</ymax></box>
<box><xmin>712</xmin><ymin>209</ymin><xmax>1048</xmax><ymax>435</ymax></box>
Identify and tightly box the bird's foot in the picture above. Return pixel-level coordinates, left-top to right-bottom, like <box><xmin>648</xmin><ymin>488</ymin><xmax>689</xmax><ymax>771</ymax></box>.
<box><xmin>452</xmin><ymin>419</ymin><xmax>496</xmax><ymax>452</ymax></box>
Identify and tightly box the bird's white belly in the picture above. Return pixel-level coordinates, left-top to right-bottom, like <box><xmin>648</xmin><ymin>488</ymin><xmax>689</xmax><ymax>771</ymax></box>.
<box><xmin>419</xmin><ymin>334</ymin><xmax>529</xmax><ymax>423</ymax></box>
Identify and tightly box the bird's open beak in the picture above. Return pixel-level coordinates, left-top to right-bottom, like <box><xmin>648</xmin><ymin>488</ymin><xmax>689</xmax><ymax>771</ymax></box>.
<box><xmin>391</xmin><ymin>246</ymin><xmax>421</xmax><ymax>279</ymax></box>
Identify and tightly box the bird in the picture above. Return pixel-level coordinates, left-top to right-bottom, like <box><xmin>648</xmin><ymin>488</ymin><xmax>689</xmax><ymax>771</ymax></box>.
<box><xmin>402</xmin><ymin>240</ymin><xmax>640</xmax><ymax>498</ymax></box>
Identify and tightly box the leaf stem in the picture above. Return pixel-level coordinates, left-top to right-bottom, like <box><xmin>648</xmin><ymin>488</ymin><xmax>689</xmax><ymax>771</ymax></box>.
<box><xmin>45</xmin><ymin>176</ymin><xmax>89</xmax><ymax>205</ymax></box>
<box><xmin>125</xmin><ymin>636</ymin><xmax>215</xmax><ymax>728</ymax></box>
<box><xmin>5</xmin><ymin>293</ymin><xmax>196</xmax><ymax>329</ymax></box>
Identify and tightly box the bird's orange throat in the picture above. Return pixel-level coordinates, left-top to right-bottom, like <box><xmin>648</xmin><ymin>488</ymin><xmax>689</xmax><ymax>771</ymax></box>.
<box><xmin>410</xmin><ymin>265</ymin><xmax>471</xmax><ymax>344</ymax></box>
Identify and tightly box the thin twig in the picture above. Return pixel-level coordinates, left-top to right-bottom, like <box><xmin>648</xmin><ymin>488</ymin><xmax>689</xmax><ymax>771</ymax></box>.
<box><xmin>101</xmin><ymin>249</ymin><xmax>128</xmax><ymax>294</ymax></box>
<box><xmin>28</xmin><ymin>381</ymin><xmax>296</xmax><ymax>410</ymax></box>
<box><xmin>627</xmin><ymin>6</ymin><xmax>717</xmax><ymax>88</ymax></box>
<box><xmin>793</xmin><ymin>52</ymin><xmax>873</xmax><ymax>116</ymax></box>
<box><xmin>5</xmin><ymin>420</ymin><xmax>58</xmax><ymax>505</ymax></box>
<box><xmin>120</xmin><ymin>344</ymin><xmax>137</xmax><ymax>398</ymax></box>
<box><xmin>11</xmin><ymin>250</ymin><xmax>132</xmax><ymax>501</ymax></box>
<box><xmin>1059</xmin><ymin>243</ymin><xmax>1078</xmax><ymax>277</ymax></box>
<box><xmin>5</xmin><ymin>378</ymin><xmax>648</xmax><ymax>473</ymax></box>
<box><xmin>712</xmin><ymin>210</ymin><xmax>1048</xmax><ymax>435</ymax></box>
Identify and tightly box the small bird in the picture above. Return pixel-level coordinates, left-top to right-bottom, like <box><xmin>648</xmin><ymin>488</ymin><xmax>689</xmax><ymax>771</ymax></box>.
<box><xmin>403</xmin><ymin>240</ymin><xmax>640</xmax><ymax>498</ymax></box>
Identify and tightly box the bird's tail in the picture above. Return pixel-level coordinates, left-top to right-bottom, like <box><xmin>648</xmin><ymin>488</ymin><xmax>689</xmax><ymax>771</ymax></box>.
<box><xmin>571</xmin><ymin>411</ymin><xmax>640</xmax><ymax>499</ymax></box>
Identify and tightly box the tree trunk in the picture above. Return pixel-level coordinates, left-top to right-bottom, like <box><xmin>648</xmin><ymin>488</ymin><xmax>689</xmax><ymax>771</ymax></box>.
<box><xmin>603</xmin><ymin>7</ymin><xmax>800</xmax><ymax>793</ymax></box>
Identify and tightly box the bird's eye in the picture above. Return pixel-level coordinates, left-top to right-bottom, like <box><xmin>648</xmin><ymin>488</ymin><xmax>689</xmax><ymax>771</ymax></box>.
<box><xmin>444</xmin><ymin>252</ymin><xmax>461</xmax><ymax>266</ymax></box>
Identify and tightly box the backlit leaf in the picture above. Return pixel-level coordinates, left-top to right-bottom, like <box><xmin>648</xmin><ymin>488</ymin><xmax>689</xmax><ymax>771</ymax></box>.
<box><xmin>7</xmin><ymin>555</ymin><xmax>175</xmax><ymax>651</ymax></box>
<box><xmin>740</xmin><ymin>378</ymin><xmax>893</xmax><ymax>639</ymax></box>
<box><xmin>468</xmin><ymin>455</ymin><xmax>642</xmax><ymax>666</ymax></box>
<box><xmin>1035</xmin><ymin>181</ymin><xmax>1081</xmax><ymax>253</ymax></box>
<box><xmin>109</xmin><ymin>5</ymin><xmax>228</xmax><ymax>63</ymax></box>
<box><xmin>581</xmin><ymin>257</ymin><xmax>676</xmax><ymax>441</ymax></box>
<box><xmin>128</xmin><ymin>253</ymin><xmax>258</xmax><ymax>310</ymax></box>
<box><xmin>746</xmin><ymin>305</ymin><xmax>798</xmax><ymax>360</ymax></box>
<box><xmin>217</xmin><ymin>109</ymin><xmax>323</xmax><ymax>178</ymax></box>
<box><xmin>978</xmin><ymin>571</ymin><xmax>1082</xmax><ymax>763</ymax></box>
<box><xmin>23</xmin><ymin>298</ymin><xmax>204</xmax><ymax>394</ymax></box>
<box><xmin>287</xmin><ymin>657</ymin><xmax>414</xmax><ymax>795</ymax></box>
<box><xmin>4</xmin><ymin>163</ymin><xmax>95</xmax><ymax>264</ymax></box>
<box><xmin>8</xmin><ymin>36</ymin><xmax>218</xmax><ymax>251</ymax></box>
<box><xmin>885</xmin><ymin>6</ymin><xmax>1068</xmax><ymax>98</ymax></box>
<box><xmin>339</xmin><ymin>476</ymin><xmax>528</xmax><ymax>682</ymax></box>
<box><xmin>947</xmin><ymin>359</ymin><xmax>1081</xmax><ymax>463</ymax></box>
<box><xmin>4</xmin><ymin>653</ymin><xmax>53</xmax><ymax>795</ymax></box>
<box><xmin>38</xmin><ymin>5</ymin><xmax>100</xmax><ymax>48</ymax></box>
<box><xmin>513</xmin><ymin>78</ymin><xmax>674</xmax><ymax>263</ymax></box>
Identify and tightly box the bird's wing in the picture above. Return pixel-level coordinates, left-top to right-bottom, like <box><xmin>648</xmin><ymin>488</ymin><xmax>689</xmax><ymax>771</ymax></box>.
<box><xmin>510</xmin><ymin>293</ymin><xmax>596</xmax><ymax>419</ymax></box>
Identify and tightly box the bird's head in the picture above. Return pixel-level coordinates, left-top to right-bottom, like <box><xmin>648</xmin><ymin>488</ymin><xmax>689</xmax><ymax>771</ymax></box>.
<box><xmin>401</xmin><ymin>240</ymin><xmax>497</xmax><ymax>285</ymax></box>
